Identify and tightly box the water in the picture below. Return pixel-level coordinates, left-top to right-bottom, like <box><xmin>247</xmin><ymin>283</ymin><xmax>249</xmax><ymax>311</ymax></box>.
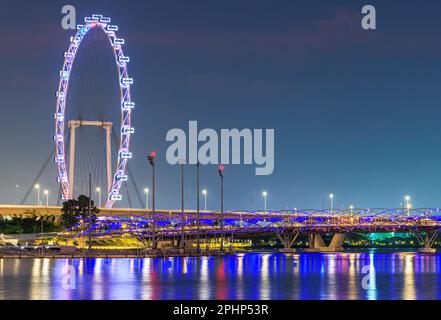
<box><xmin>1</xmin><ymin>251</ymin><xmax>441</xmax><ymax>300</ymax></box>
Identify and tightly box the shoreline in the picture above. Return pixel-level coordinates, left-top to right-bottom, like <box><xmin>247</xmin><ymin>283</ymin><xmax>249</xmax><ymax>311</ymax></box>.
<box><xmin>0</xmin><ymin>248</ymin><xmax>436</xmax><ymax>259</ymax></box>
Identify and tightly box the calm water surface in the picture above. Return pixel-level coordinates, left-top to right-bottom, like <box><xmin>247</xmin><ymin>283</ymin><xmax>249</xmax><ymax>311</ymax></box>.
<box><xmin>1</xmin><ymin>251</ymin><xmax>441</xmax><ymax>300</ymax></box>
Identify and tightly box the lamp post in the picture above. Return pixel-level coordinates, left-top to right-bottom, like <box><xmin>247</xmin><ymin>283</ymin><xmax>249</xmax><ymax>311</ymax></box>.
<box><xmin>41</xmin><ymin>189</ymin><xmax>49</xmax><ymax>234</ymax></box>
<box><xmin>329</xmin><ymin>193</ymin><xmax>334</xmax><ymax>214</ymax></box>
<box><xmin>196</xmin><ymin>162</ymin><xmax>200</xmax><ymax>254</ymax></box>
<box><xmin>14</xmin><ymin>185</ymin><xmax>20</xmax><ymax>205</ymax></box>
<box><xmin>96</xmin><ymin>187</ymin><xmax>101</xmax><ymax>208</ymax></box>
<box><xmin>147</xmin><ymin>151</ymin><xmax>157</xmax><ymax>249</ymax></box>
<box><xmin>219</xmin><ymin>165</ymin><xmax>225</xmax><ymax>253</ymax></box>
<box><xmin>144</xmin><ymin>188</ymin><xmax>149</xmax><ymax>210</ymax></box>
<box><xmin>202</xmin><ymin>189</ymin><xmax>207</xmax><ymax>211</ymax></box>
<box><xmin>179</xmin><ymin>159</ymin><xmax>186</xmax><ymax>249</ymax></box>
<box><xmin>405</xmin><ymin>195</ymin><xmax>411</xmax><ymax>217</ymax></box>
<box><xmin>262</xmin><ymin>191</ymin><xmax>268</xmax><ymax>213</ymax></box>
<box><xmin>35</xmin><ymin>184</ymin><xmax>40</xmax><ymax>206</ymax></box>
<box><xmin>88</xmin><ymin>173</ymin><xmax>92</xmax><ymax>252</ymax></box>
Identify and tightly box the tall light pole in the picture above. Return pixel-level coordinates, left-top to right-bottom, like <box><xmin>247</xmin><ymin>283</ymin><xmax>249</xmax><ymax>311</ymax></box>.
<box><xmin>42</xmin><ymin>189</ymin><xmax>49</xmax><ymax>234</ymax></box>
<box><xmin>14</xmin><ymin>185</ymin><xmax>20</xmax><ymax>205</ymax></box>
<box><xmin>96</xmin><ymin>187</ymin><xmax>102</xmax><ymax>208</ymax></box>
<box><xmin>219</xmin><ymin>165</ymin><xmax>225</xmax><ymax>253</ymax></box>
<box><xmin>148</xmin><ymin>151</ymin><xmax>157</xmax><ymax>249</ymax></box>
<box><xmin>329</xmin><ymin>193</ymin><xmax>334</xmax><ymax>214</ymax></box>
<box><xmin>202</xmin><ymin>189</ymin><xmax>207</xmax><ymax>211</ymax></box>
<box><xmin>88</xmin><ymin>173</ymin><xmax>92</xmax><ymax>252</ymax></box>
<box><xmin>44</xmin><ymin>190</ymin><xmax>49</xmax><ymax>206</ymax></box>
<box><xmin>35</xmin><ymin>184</ymin><xmax>40</xmax><ymax>206</ymax></box>
<box><xmin>196</xmin><ymin>162</ymin><xmax>200</xmax><ymax>254</ymax></box>
<box><xmin>179</xmin><ymin>159</ymin><xmax>186</xmax><ymax>249</ymax></box>
<box><xmin>144</xmin><ymin>188</ymin><xmax>149</xmax><ymax>210</ymax></box>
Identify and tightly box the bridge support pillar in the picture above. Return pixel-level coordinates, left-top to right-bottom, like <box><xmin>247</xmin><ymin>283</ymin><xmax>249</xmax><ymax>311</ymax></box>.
<box><xmin>276</xmin><ymin>231</ymin><xmax>299</xmax><ymax>253</ymax></box>
<box><xmin>416</xmin><ymin>232</ymin><xmax>438</xmax><ymax>253</ymax></box>
<box><xmin>303</xmin><ymin>233</ymin><xmax>346</xmax><ymax>253</ymax></box>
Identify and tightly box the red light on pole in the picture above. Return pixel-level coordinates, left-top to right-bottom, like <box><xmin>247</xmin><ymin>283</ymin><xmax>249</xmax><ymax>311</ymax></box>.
<box><xmin>148</xmin><ymin>151</ymin><xmax>157</xmax><ymax>166</ymax></box>
<box><xmin>218</xmin><ymin>165</ymin><xmax>224</xmax><ymax>177</ymax></box>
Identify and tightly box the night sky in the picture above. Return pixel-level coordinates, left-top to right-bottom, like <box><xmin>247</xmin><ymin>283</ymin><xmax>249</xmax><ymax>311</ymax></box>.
<box><xmin>1</xmin><ymin>0</ymin><xmax>441</xmax><ymax>210</ymax></box>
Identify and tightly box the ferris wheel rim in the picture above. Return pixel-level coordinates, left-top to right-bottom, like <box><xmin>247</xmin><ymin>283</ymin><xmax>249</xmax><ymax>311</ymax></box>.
<box><xmin>54</xmin><ymin>15</ymin><xmax>134</xmax><ymax>208</ymax></box>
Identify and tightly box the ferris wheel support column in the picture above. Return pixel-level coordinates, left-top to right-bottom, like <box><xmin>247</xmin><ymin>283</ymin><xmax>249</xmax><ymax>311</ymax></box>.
<box><xmin>68</xmin><ymin>121</ymin><xmax>80</xmax><ymax>199</ymax></box>
<box><xmin>104</xmin><ymin>124</ymin><xmax>113</xmax><ymax>194</ymax></box>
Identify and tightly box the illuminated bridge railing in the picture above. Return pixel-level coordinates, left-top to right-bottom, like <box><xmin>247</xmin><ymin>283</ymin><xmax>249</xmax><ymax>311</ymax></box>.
<box><xmin>65</xmin><ymin>208</ymin><xmax>441</xmax><ymax>238</ymax></box>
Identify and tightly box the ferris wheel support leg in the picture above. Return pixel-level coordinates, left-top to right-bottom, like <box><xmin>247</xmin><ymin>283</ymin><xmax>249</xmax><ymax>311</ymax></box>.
<box><xmin>105</xmin><ymin>125</ymin><xmax>112</xmax><ymax>194</ymax></box>
<box><xmin>68</xmin><ymin>124</ymin><xmax>77</xmax><ymax>200</ymax></box>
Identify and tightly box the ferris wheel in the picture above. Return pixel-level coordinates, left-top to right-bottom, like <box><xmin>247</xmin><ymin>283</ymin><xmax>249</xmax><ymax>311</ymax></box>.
<box><xmin>54</xmin><ymin>15</ymin><xmax>134</xmax><ymax>208</ymax></box>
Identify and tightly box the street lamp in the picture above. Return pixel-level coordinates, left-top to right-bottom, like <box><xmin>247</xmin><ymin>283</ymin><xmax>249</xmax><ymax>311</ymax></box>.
<box><xmin>14</xmin><ymin>185</ymin><xmax>20</xmax><ymax>205</ymax></box>
<box><xmin>405</xmin><ymin>195</ymin><xmax>411</xmax><ymax>207</ymax></box>
<box><xmin>202</xmin><ymin>189</ymin><xmax>207</xmax><ymax>211</ymax></box>
<box><xmin>35</xmin><ymin>184</ymin><xmax>40</xmax><ymax>206</ymax></box>
<box><xmin>44</xmin><ymin>190</ymin><xmax>49</xmax><ymax>206</ymax></box>
<box><xmin>144</xmin><ymin>188</ymin><xmax>149</xmax><ymax>210</ymax></box>
<box><xmin>405</xmin><ymin>195</ymin><xmax>411</xmax><ymax>217</ymax></box>
<box><xmin>262</xmin><ymin>191</ymin><xmax>268</xmax><ymax>213</ymax></box>
<box><xmin>96</xmin><ymin>187</ymin><xmax>102</xmax><ymax>208</ymax></box>
<box><xmin>219</xmin><ymin>165</ymin><xmax>225</xmax><ymax>253</ymax></box>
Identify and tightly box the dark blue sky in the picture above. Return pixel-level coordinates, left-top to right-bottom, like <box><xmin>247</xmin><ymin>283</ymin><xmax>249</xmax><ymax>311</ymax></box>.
<box><xmin>1</xmin><ymin>0</ymin><xmax>441</xmax><ymax>210</ymax></box>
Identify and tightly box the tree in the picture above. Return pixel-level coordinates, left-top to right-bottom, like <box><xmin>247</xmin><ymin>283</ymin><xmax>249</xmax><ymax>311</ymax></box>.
<box><xmin>61</xmin><ymin>195</ymin><xmax>99</xmax><ymax>228</ymax></box>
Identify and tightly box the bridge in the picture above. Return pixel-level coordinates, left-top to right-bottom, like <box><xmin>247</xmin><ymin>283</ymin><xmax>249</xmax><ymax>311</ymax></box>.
<box><xmin>2</xmin><ymin>205</ymin><xmax>440</xmax><ymax>253</ymax></box>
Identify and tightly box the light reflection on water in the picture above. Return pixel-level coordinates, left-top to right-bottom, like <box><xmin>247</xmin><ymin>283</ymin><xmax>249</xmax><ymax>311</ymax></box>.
<box><xmin>1</xmin><ymin>252</ymin><xmax>441</xmax><ymax>300</ymax></box>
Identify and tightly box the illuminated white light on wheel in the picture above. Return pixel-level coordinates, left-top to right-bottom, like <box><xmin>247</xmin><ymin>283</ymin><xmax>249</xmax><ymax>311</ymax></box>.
<box><xmin>111</xmin><ymin>195</ymin><xmax>123</xmax><ymax>201</ymax></box>
<box><xmin>119</xmin><ymin>56</ymin><xmax>130</xmax><ymax>64</ymax></box>
<box><xmin>107</xmin><ymin>25</ymin><xmax>119</xmax><ymax>32</ymax></box>
<box><xmin>55</xmin><ymin>155</ymin><xmax>65</xmax><ymax>163</ymax></box>
<box><xmin>113</xmin><ymin>38</ymin><xmax>125</xmax><ymax>45</ymax></box>
<box><xmin>59</xmin><ymin>71</ymin><xmax>69</xmax><ymax>80</ymax></box>
<box><xmin>116</xmin><ymin>173</ymin><xmax>128</xmax><ymax>182</ymax></box>
<box><xmin>122</xmin><ymin>126</ymin><xmax>135</xmax><ymax>135</ymax></box>
<box><xmin>123</xmin><ymin>102</ymin><xmax>135</xmax><ymax>111</ymax></box>
<box><xmin>121</xmin><ymin>77</ymin><xmax>133</xmax><ymax>87</ymax></box>
<box><xmin>54</xmin><ymin>135</ymin><xmax>64</xmax><ymax>142</ymax></box>
<box><xmin>120</xmin><ymin>152</ymin><xmax>133</xmax><ymax>159</ymax></box>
